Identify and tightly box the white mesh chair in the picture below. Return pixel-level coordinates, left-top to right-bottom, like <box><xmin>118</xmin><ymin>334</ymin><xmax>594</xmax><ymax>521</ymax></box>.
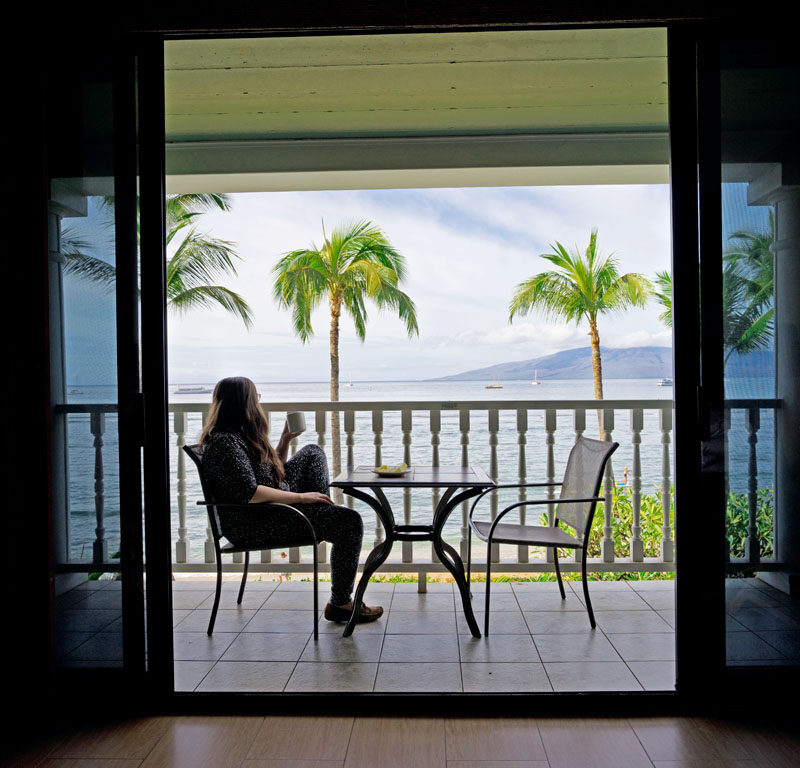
<box><xmin>468</xmin><ymin>436</ymin><xmax>618</xmax><ymax>635</ymax></box>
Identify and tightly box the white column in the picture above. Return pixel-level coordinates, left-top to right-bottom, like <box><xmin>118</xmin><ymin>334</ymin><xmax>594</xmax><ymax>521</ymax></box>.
<box><xmin>601</xmin><ymin>408</ymin><xmax>615</xmax><ymax>563</ymax></box>
<box><xmin>314</xmin><ymin>409</ymin><xmax>327</xmax><ymax>563</ymax></box>
<box><xmin>372</xmin><ymin>409</ymin><xmax>384</xmax><ymax>548</ymax></box>
<box><xmin>459</xmin><ymin>408</ymin><xmax>471</xmax><ymax>561</ymax></box>
<box><xmin>174</xmin><ymin>411</ymin><xmax>189</xmax><ymax>563</ymax></box>
<box><xmin>517</xmin><ymin>408</ymin><xmax>529</xmax><ymax>563</ymax></box>
<box><xmin>573</xmin><ymin>409</ymin><xmax>586</xmax><ymax>562</ymax></box>
<box><xmin>630</xmin><ymin>408</ymin><xmax>644</xmax><ymax>561</ymax></box>
<box><xmin>488</xmin><ymin>408</ymin><xmax>500</xmax><ymax>563</ymax></box>
<box><xmin>90</xmin><ymin>412</ymin><xmax>107</xmax><ymax>563</ymax></box>
<box><xmin>402</xmin><ymin>409</ymin><xmax>413</xmax><ymax>563</ymax></box>
<box><xmin>745</xmin><ymin>407</ymin><xmax>761</xmax><ymax>564</ymax></box>
<box><xmin>545</xmin><ymin>408</ymin><xmax>557</xmax><ymax>563</ymax></box>
<box><xmin>660</xmin><ymin>407</ymin><xmax>674</xmax><ymax>562</ymax></box>
<box><xmin>749</xmin><ymin>171</ymin><xmax>800</xmax><ymax>592</ymax></box>
<box><xmin>430</xmin><ymin>409</ymin><xmax>441</xmax><ymax>563</ymax></box>
<box><xmin>345</xmin><ymin>410</ymin><xmax>356</xmax><ymax>518</ymax></box>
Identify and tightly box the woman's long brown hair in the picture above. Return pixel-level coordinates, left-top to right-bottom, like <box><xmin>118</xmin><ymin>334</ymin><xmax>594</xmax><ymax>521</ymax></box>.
<box><xmin>200</xmin><ymin>376</ymin><xmax>284</xmax><ymax>484</ymax></box>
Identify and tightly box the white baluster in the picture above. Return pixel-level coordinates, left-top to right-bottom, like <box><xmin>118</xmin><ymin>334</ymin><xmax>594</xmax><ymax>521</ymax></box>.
<box><xmin>345</xmin><ymin>410</ymin><xmax>356</xmax><ymax>513</ymax></box>
<box><xmin>430</xmin><ymin>409</ymin><xmax>441</xmax><ymax>563</ymax></box>
<box><xmin>724</xmin><ymin>407</ymin><xmax>731</xmax><ymax>563</ymax></box>
<box><xmin>573</xmin><ymin>409</ymin><xmax>586</xmax><ymax>562</ymax></box>
<box><xmin>402</xmin><ymin>409</ymin><xmax>413</xmax><ymax>563</ymax></box>
<box><xmin>660</xmin><ymin>407</ymin><xmax>674</xmax><ymax>562</ymax></box>
<box><xmin>372</xmin><ymin>409</ymin><xmax>384</xmax><ymax>548</ymax></box>
<box><xmin>174</xmin><ymin>411</ymin><xmax>189</xmax><ymax>563</ymax></box>
<box><xmin>602</xmin><ymin>408</ymin><xmax>615</xmax><ymax>563</ymax></box>
<box><xmin>91</xmin><ymin>412</ymin><xmax>107</xmax><ymax>563</ymax></box>
<box><xmin>517</xmin><ymin>408</ymin><xmax>529</xmax><ymax>564</ymax></box>
<box><xmin>745</xmin><ymin>407</ymin><xmax>761</xmax><ymax>563</ymax></box>
<box><xmin>630</xmin><ymin>408</ymin><xmax>644</xmax><ymax>562</ymax></box>
<box><xmin>200</xmin><ymin>410</ymin><xmax>216</xmax><ymax>563</ymax></box>
<box><xmin>459</xmin><ymin>408</ymin><xmax>471</xmax><ymax>561</ymax></box>
<box><xmin>313</xmin><ymin>408</ymin><xmax>327</xmax><ymax>563</ymax></box>
<box><xmin>489</xmin><ymin>408</ymin><xmax>500</xmax><ymax>563</ymax></box>
<box><xmin>545</xmin><ymin>408</ymin><xmax>557</xmax><ymax>563</ymax></box>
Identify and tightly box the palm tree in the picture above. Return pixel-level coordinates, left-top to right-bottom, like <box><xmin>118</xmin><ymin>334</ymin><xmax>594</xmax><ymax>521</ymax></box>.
<box><xmin>63</xmin><ymin>193</ymin><xmax>253</xmax><ymax>328</ymax></box>
<box><xmin>509</xmin><ymin>229</ymin><xmax>652</xmax><ymax>403</ymax></box>
<box><xmin>654</xmin><ymin>270</ymin><xmax>672</xmax><ymax>328</ymax></box>
<box><xmin>723</xmin><ymin>210</ymin><xmax>774</xmax><ymax>362</ymax></box>
<box><xmin>272</xmin><ymin>220</ymin><xmax>418</xmax><ymax>478</ymax></box>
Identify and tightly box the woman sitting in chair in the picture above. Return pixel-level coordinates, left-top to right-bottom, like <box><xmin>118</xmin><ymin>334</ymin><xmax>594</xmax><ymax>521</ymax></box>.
<box><xmin>200</xmin><ymin>376</ymin><xmax>383</xmax><ymax>623</ymax></box>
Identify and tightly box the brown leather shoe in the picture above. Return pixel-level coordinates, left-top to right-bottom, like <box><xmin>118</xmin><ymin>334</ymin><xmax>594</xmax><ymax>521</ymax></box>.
<box><xmin>324</xmin><ymin>601</ymin><xmax>384</xmax><ymax>623</ymax></box>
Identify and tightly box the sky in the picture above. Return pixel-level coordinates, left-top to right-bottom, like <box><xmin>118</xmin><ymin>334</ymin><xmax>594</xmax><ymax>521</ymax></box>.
<box><xmin>165</xmin><ymin>184</ymin><xmax>673</xmax><ymax>383</ymax></box>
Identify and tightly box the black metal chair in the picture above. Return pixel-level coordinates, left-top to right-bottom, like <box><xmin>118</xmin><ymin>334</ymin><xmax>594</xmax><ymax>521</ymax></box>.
<box><xmin>183</xmin><ymin>443</ymin><xmax>320</xmax><ymax>639</ymax></box>
<box><xmin>467</xmin><ymin>436</ymin><xmax>619</xmax><ymax>635</ymax></box>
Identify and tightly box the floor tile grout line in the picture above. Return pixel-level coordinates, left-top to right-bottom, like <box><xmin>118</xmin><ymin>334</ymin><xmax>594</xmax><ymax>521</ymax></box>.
<box><xmin>626</xmin><ymin>717</ymin><xmax>659</xmax><ymax>768</ymax></box>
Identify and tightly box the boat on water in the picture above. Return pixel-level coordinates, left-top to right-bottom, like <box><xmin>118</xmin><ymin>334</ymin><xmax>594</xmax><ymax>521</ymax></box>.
<box><xmin>657</xmin><ymin>378</ymin><xmax>673</xmax><ymax>387</ymax></box>
<box><xmin>485</xmin><ymin>379</ymin><xmax>503</xmax><ymax>389</ymax></box>
<box><xmin>174</xmin><ymin>385</ymin><xmax>214</xmax><ymax>394</ymax></box>
<box><xmin>531</xmin><ymin>368</ymin><xmax>541</xmax><ymax>386</ymax></box>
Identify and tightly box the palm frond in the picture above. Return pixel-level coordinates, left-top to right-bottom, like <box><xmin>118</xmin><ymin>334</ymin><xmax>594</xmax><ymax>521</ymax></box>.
<box><xmin>63</xmin><ymin>252</ymin><xmax>116</xmax><ymax>289</ymax></box>
<box><xmin>168</xmin><ymin>285</ymin><xmax>254</xmax><ymax>328</ymax></box>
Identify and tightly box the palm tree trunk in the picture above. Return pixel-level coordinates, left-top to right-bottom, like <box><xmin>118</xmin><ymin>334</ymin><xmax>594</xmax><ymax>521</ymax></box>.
<box><xmin>329</xmin><ymin>296</ymin><xmax>343</xmax><ymax>502</ymax></box>
<box><xmin>589</xmin><ymin>319</ymin><xmax>604</xmax><ymax>435</ymax></box>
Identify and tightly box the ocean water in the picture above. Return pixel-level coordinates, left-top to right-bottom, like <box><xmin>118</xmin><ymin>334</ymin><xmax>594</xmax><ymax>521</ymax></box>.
<box><xmin>62</xmin><ymin>377</ymin><xmax>774</xmax><ymax>562</ymax></box>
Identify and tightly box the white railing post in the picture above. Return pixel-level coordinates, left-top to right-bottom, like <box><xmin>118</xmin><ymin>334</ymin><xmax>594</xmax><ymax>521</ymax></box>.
<box><xmin>517</xmin><ymin>408</ymin><xmax>529</xmax><ymax>563</ymax></box>
<box><xmin>313</xmin><ymin>409</ymin><xmax>327</xmax><ymax>563</ymax></box>
<box><xmin>545</xmin><ymin>408</ymin><xmax>557</xmax><ymax>563</ymax></box>
<box><xmin>723</xmin><ymin>407</ymin><xmax>731</xmax><ymax>563</ymax></box>
<box><xmin>573</xmin><ymin>408</ymin><xmax>586</xmax><ymax>561</ymax></box>
<box><xmin>602</xmin><ymin>408</ymin><xmax>616</xmax><ymax>563</ymax></box>
<box><xmin>745</xmin><ymin>407</ymin><xmax>761</xmax><ymax>563</ymax></box>
<box><xmin>198</xmin><ymin>409</ymin><xmax>216</xmax><ymax>563</ymax></box>
<box><xmin>489</xmin><ymin>408</ymin><xmax>500</xmax><ymax>563</ymax></box>
<box><xmin>660</xmin><ymin>407</ymin><xmax>674</xmax><ymax>562</ymax></box>
<box><xmin>372</xmin><ymin>410</ymin><xmax>384</xmax><ymax>548</ymax></box>
<box><xmin>402</xmin><ymin>409</ymin><xmax>413</xmax><ymax>563</ymax></box>
<box><xmin>174</xmin><ymin>411</ymin><xmax>189</xmax><ymax>563</ymax></box>
<box><xmin>90</xmin><ymin>411</ymin><xmax>107</xmax><ymax>563</ymax></box>
<box><xmin>430</xmin><ymin>409</ymin><xmax>441</xmax><ymax>563</ymax></box>
<box><xmin>630</xmin><ymin>408</ymin><xmax>644</xmax><ymax>562</ymax></box>
<box><xmin>344</xmin><ymin>409</ymin><xmax>356</xmax><ymax>512</ymax></box>
<box><xmin>459</xmin><ymin>408</ymin><xmax>471</xmax><ymax>561</ymax></box>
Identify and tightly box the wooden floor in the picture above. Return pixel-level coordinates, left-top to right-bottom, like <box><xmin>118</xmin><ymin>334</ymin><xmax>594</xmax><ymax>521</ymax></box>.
<box><xmin>5</xmin><ymin>712</ymin><xmax>800</xmax><ymax>767</ymax></box>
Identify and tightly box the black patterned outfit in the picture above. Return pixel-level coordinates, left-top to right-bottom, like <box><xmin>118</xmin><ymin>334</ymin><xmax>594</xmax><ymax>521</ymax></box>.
<box><xmin>201</xmin><ymin>433</ymin><xmax>363</xmax><ymax>606</ymax></box>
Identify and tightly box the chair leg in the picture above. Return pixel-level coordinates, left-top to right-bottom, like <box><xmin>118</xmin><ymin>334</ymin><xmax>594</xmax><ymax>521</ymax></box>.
<box><xmin>312</xmin><ymin>543</ymin><xmax>319</xmax><ymax>641</ymax></box>
<box><xmin>466</xmin><ymin>525</ymin><xmax>473</xmax><ymax>598</ymax></box>
<box><xmin>581</xmin><ymin>547</ymin><xmax>596</xmax><ymax>629</ymax></box>
<box><xmin>208</xmin><ymin>553</ymin><xmax>223</xmax><ymax>636</ymax></box>
<box><xmin>237</xmin><ymin>551</ymin><xmax>249</xmax><ymax>605</ymax></box>
<box><xmin>553</xmin><ymin>547</ymin><xmax>566</xmax><ymax>599</ymax></box>
<box><xmin>484</xmin><ymin>537</ymin><xmax>492</xmax><ymax>636</ymax></box>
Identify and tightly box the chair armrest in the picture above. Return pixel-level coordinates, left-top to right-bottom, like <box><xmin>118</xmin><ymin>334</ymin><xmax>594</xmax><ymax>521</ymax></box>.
<box><xmin>470</xmin><ymin>495</ymin><xmax>604</xmax><ymax>536</ymax></box>
<box><xmin>196</xmin><ymin>500</ymin><xmax>318</xmax><ymax>544</ymax></box>
<box><xmin>467</xmin><ymin>483</ymin><xmax>564</xmax><ymax>525</ymax></box>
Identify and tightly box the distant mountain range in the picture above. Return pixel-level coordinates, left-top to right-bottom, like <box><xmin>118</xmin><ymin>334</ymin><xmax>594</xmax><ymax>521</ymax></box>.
<box><xmin>431</xmin><ymin>346</ymin><xmax>775</xmax><ymax>381</ymax></box>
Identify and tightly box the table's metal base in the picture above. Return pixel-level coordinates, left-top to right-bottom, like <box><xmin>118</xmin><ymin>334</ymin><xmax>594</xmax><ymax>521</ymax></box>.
<box><xmin>340</xmin><ymin>486</ymin><xmax>486</xmax><ymax>638</ymax></box>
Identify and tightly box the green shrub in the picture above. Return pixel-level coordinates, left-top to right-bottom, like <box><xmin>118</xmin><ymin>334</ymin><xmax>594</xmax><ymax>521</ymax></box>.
<box><xmin>726</xmin><ymin>487</ymin><xmax>774</xmax><ymax>558</ymax></box>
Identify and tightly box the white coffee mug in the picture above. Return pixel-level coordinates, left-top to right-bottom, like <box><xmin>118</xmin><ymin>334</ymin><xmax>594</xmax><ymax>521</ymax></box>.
<box><xmin>286</xmin><ymin>411</ymin><xmax>306</xmax><ymax>435</ymax></box>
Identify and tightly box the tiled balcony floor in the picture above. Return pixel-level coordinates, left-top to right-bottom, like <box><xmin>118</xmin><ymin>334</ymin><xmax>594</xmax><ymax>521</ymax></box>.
<box><xmin>171</xmin><ymin>578</ymin><xmax>679</xmax><ymax>692</ymax></box>
<box><xmin>56</xmin><ymin>576</ymin><xmax>800</xmax><ymax>691</ymax></box>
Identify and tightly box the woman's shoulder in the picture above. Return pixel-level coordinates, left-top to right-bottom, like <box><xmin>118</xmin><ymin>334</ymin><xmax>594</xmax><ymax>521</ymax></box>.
<box><xmin>202</xmin><ymin>431</ymin><xmax>249</xmax><ymax>456</ymax></box>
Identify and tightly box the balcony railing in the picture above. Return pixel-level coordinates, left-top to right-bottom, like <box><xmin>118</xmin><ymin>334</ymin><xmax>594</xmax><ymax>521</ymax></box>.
<box><xmin>55</xmin><ymin>397</ymin><xmax>779</xmax><ymax>579</ymax></box>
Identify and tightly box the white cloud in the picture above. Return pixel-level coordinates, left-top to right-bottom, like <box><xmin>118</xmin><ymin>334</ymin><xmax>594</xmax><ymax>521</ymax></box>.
<box><xmin>167</xmin><ymin>185</ymin><xmax>673</xmax><ymax>382</ymax></box>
